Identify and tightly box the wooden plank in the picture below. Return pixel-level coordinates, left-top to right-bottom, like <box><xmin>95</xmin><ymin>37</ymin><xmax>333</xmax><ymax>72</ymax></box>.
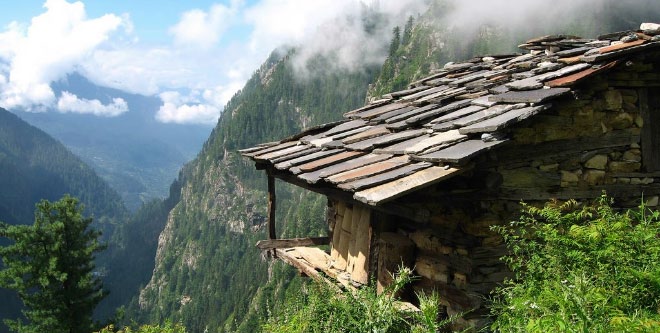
<box><xmin>296</xmin><ymin>246</ymin><xmax>332</xmax><ymax>269</ymax></box>
<box><xmin>270</xmin><ymin>147</ymin><xmax>320</xmax><ymax>164</ymax></box>
<box><xmin>351</xmin><ymin>206</ymin><xmax>371</xmax><ymax>284</ymax></box>
<box><xmin>291</xmin><ymin>151</ymin><xmax>365</xmax><ymax>174</ymax></box>
<box><xmin>327</xmin><ymin>125</ymin><xmax>374</xmax><ymax>140</ymax></box>
<box><xmin>371</xmin><ymin>106</ymin><xmax>417</xmax><ymax>123</ymax></box>
<box><xmin>599</xmin><ymin>38</ymin><xmax>645</xmax><ymax>53</ymax></box>
<box><xmin>342</xmin><ymin>126</ymin><xmax>391</xmax><ymax>144</ymax></box>
<box><xmin>346</xmin><ymin>205</ymin><xmax>363</xmax><ymax>274</ymax></box>
<box><xmin>338</xmin><ymin>162</ymin><xmax>432</xmax><ymax>191</ymax></box>
<box><xmin>331</xmin><ymin>201</ymin><xmax>346</xmax><ymax>262</ymax></box>
<box><xmin>276</xmin><ymin>248</ymin><xmax>322</xmax><ymax>279</ymax></box>
<box><xmin>452</xmin><ymin>103</ymin><xmax>525</xmax><ymax>128</ymax></box>
<box><xmin>381</xmin><ymin>104</ymin><xmax>439</xmax><ymax>123</ymax></box>
<box><xmin>386</xmin><ymin>85</ymin><xmax>431</xmax><ymax>98</ymax></box>
<box><xmin>244</xmin><ymin>141</ymin><xmax>298</xmax><ymax>158</ymax></box>
<box><xmin>322</xmin><ymin>119</ymin><xmax>368</xmax><ymax>137</ymax></box>
<box><xmin>414</xmin><ymin>139</ymin><xmax>507</xmax><ymax>164</ymax></box>
<box><xmin>335</xmin><ymin>205</ymin><xmax>353</xmax><ymax>270</ymax></box>
<box><xmin>256</xmin><ymin>237</ymin><xmax>330</xmax><ymax>249</ymax></box>
<box><xmin>405</xmin><ymin>99</ymin><xmax>472</xmax><ymax>124</ymax></box>
<box><xmin>427</xmin><ymin>105</ymin><xmax>485</xmax><ymax>125</ymax></box>
<box><xmin>404</xmin><ymin>130</ymin><xmax>468</xmax><ymax>154</ymax></box>
<box><xmin>326</xmin><ymin>155</ymin><xmax>411</xmax><ymax>184</ymax></box>
<box><xmin>488</xmin><ymin>88</ymin><xmax>570</xmax><ymax>103</ymax></box>
<box><xmin>458</xmin><ymin>105</ymin><xmax>551</xmax><ymax>134</ymax></box>
<box><xmin>353</xmin><ymin>166</ymin><xmax>463</xmax><ymax>206</ymax></box>
<box><xmin>546</xmin><ymin>61</ymin><xmax>618</xmax><ymax>87</ymax></box>
<box><xmin>274</xmin><ymin>149</ymin><xmax>342</xmax><ymax>170</ymax></box>
<box><xmin>345</xmin><ymin>129</ymin><xmax>428</xmax><ymax>151</ymax></box>
<box><xmin>350</xmin><ymin>102</ymin><xmax>409</xmax><ymax>120</ymax></box>
<box><xmin>254</xmin><ymin>144</ymin><xmax>308</xmax><ymax>161</ymax></box>
<box><xmin>298</xmin><ymin>153</ymin><xmax>393</xmax><ymax>184</ymax></box>
<box><xmin>400</xmin><ymin>86</ymin><xmax>450</xmax><ymax>101</ymax></box>
<box><xmin>267</xmin><ymin>174</ymin><xmax>276</xmax><ymax>239</ymax></box>
<box><xmin>373</xmin><ymin>134</ymin><xmax>432</xmax><ymax>155</ymax></box>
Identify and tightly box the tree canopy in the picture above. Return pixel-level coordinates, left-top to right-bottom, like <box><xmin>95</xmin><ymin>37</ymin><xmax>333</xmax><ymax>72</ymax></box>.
<box><xmin>0</xmin><ymin>195</ymin><xmax>106</xmax><ymax>333</ymax></box>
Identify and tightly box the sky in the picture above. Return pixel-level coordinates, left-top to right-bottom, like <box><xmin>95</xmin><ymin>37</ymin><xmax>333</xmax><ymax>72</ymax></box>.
<box><xmin>0</xmin><ymin>0</ymin><xmax>426</xmax><ymax>125</ymax></box>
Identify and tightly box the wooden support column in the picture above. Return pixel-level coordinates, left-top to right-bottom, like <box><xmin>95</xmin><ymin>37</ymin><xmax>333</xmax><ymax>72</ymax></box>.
<box><xmin>267</xmin><ymin>170</ymin><xmax>277</xmax><ymax>240</ymax></box>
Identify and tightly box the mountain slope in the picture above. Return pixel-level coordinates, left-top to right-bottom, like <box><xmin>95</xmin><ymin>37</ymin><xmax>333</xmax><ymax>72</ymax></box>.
<box><xmin>17</xmin><ymin>74</ymin><xmax>211</xmax><ymax>211</ymax></box>
<box><xmin>0</xmin><ymin>107</ymin><xmax>128</xmax><ymax>332</ymax></box>
<box><xmin>132</xmin><ymin>49</ymin><xmax>380</xmax><ymax>332</ymax></box>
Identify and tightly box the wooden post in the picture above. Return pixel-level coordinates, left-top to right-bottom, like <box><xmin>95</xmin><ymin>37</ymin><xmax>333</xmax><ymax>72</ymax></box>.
<box><xmin>267</xmin><ymin>171</ymin><xmax>276</xmax><ymax>240</ymax></box>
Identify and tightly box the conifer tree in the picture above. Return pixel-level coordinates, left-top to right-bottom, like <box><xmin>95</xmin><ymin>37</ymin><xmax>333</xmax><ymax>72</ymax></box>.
<box><xmin>0</xmin><ymin>195</ymin><xmax>106</xmax><ymax>333</ymax></box>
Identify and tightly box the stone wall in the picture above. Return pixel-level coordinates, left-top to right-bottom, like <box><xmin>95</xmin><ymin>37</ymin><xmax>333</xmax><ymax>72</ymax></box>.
<box><xmin>374</xmin><ymin>54</ymin><xmax>660</xmax><ymax>331</ymax></box>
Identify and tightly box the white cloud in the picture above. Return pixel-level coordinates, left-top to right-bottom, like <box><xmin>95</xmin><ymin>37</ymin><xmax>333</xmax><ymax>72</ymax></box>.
<box><xmin>57</xmin><ymin>91</ymin><xmax>128</xmax><ymax>116</ymax></box>
<box><xmin>0</xmin><ymin>0</ymin><xmax>125</xmax><ymax>111</ymax></box>
<box><xmin>169</xmin><ymin>1</ymin><xmax>241</xmax><ymax>49</ymax></box>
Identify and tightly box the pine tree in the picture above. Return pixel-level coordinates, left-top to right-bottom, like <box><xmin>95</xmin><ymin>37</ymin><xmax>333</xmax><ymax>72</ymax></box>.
<box><xmin>389</xmin><ymin>26</ymin><xmax>401</xmax><ymax>57</ymax></box>
<box><xmin>0</xmin><ymin>195</ymin><xmax>106</xmax><ymax>333</ymax></box>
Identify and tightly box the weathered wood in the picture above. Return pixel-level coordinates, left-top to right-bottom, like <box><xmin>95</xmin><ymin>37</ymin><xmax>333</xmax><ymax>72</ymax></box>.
<box><xmin>350</xmin><ymin>103</ymin><xmax>409</xmax><ymax>120</ymax></box>
<box><xmin>546</xmin><ymin>61</ymin><xmax>618</xmax><ymax>87</ymax></box>
<box><xmin>373</xmin><ymin>134</ymin><xmax>432</xmax><ymax>155</ymax></box>
<box><xmin>343</xmin><ymin>100</ymin><xmax>391</xmax><ymax>118</ymax></box>
<box><xmin>488</xmin><ymin>87</ymin><xmax>570</xmax><ymax>103</ymax></box>
<box><xmin>414</xmin><ymin>139</ymin><xmax>507</xmax><ymax>164</ymax></box>
<box><xmin>345</xmin><ymin>129</ymin><xmax>427</xmax><ymax>151</ymax></box>
<box><xmin>326</xmin><ymin>155</ymin><xmax>411</xmax><ymax>184</ymax></box>
<box><xmin>274</xmin><ymin>148</ymin><xmax>342</xmax><ymax>170</ymax></box>
<box><xmin>342</xmin><ymin>126</ymin><xmax>391</xmax><ymax>144</ymax></box>
<box><xmin>256</xmin><ymin>237</ymin><xmax>330</xmax><ymax>249</ymax></box>
<box><xmin>452</xmin><ymin>103</ymin><xmax>525</xmax><ymax>128</ymax></box>
<box><xmin>353</xmin><ymin>166</ymin><xmax>463</xmax><ymax>205</ymax></box>
<box><xmin>458</xmin><ymin>105</ymin><xmax>551</xmax><ymax>134</ymax></box>
<box><xmin>245</xmin><ymin>141</ymin><xmax>298</xmax><ymax>158</ymax></box>
<box><xmin>254</xmin><ymin>144</ymin><xmax>308</xmax><ymax>161</ymax></box>
<box><xmin>400</xmin><ymin>86</ymin><xmax>450</xmax><ymax>101</ymax></box>
<box><xmin>267</xmin><ymin>174</ymin><xmax>276</xmax><ymax>239</ymax></box>
<box><xmin>270</xmin><ymin>147</ymin><xmax>320</xmax><ymax>164</ymax></box>
<box><xmin>415</xmin><ymin>86</ymin><xmax>467</xmax><ymax>104</ymax></box>
<box><xmin>427</xmin><ymin>105</ymin><xmax>486</xmax><ymax>125</ymax></box>
<box><xmin>331</xmin><ymin>201</ymin><xmax>346</xmax><ymax>262</ymax></box>
<box><xmin>383</xmin><ymin>103</ymin><xmax>440</xmax><ymax>124</ymax></box>
<box><xmin>346</xmin><ymin>205</ymin><xmax>363</xmax><ymax>275</ymax></box>
<box><xmin>328</xmin><ymin>125</ymin><xmax>375</xmax><ymax>140</ymax></box>
<box><xmin>351</xmin><ymin>207</ymin><xmax>371</xmax><ymax>285</ymax></box>
<box><xmin>268</xmin><ymin>167</ymin><xmax>431</xmax><ymax>223</ymax></box>
<box><xmin>404</xmin><ymin>130</ymin><xmax>468</xmax><ymax>154</ymax></box>
<box><xmin>335</xmin><ymin>205</ymin><xmax>353</xmax><ymax>270</ymax></box>
<box><xmin>339</xmin><ymin>162</ymin><xmax>432</xmax><ymax>192</ymax></box>
<box><xmin>322</xmin><ymin>119</ymin><xmax>368</xmax><ymax>137</ymax></box>
<box><xmin>298</xmin><ymin>153</ymin><xmax>393</xmax><ymax>184</ymax></box>
<box><xmin>291</xmin><ymin>151</ymin><xmax>365</xmax><ymax>175</ymax></box>
<box><xmin>371</xmin><ymin>106</ymin><xmax>417</xmax><ymax>123</ymax></box>
<box><xmin>405</xmin><ymin>99</ymin><xmax>473</xmax><ymax>124</ymax></box>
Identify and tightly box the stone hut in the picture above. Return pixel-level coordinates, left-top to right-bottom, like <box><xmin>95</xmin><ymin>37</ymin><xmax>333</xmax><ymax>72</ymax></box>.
<box><xmin>240</xmin><ymin>24</ymin><xmax>660</xmax><ymax>329</ymax></box>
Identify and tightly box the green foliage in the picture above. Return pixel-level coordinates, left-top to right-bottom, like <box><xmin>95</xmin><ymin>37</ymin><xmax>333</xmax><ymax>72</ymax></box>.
<box><xmin>95</xmin><ymin>322</ymin><xmax>186</xmax><ymax>333</ymax></box>
<box><xmin>490</xmin><ymin>195</ymin><xmax>660</xmax><ymax>332</ymax></box>
<box><xmin>0</xmin><ymin>196</ymin><xmax>106</xmax><ymax>333</ymax></box>
<box><xmin>263</xmin><ymin>267</ymin><xmax>454</xmax><ymax>333</ymax></box>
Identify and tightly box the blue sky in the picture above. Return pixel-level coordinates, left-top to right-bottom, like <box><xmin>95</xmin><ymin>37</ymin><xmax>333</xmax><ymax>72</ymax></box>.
<box><xmin>0</xmin><ymin>0</ymin><xmax>429</xmax><ymax>124</ymax></box>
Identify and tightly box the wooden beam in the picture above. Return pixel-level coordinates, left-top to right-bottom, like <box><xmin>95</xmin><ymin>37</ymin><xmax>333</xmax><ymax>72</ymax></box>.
<box><xmin>256</xmin><ymin>237</ymin><xmax>330</xmax><ymax>250</ymax></box>
<box><xmin>267</xmin><ymin>172</ymin><xmax>276</xmax><ymax>239</ymax></box>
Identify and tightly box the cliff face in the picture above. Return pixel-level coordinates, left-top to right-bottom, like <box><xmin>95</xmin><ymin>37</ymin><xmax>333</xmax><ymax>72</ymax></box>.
<box><xmin>133</xmin><ymin>51</ymin><xmax>379</xmax><ymax>332</ymax></box>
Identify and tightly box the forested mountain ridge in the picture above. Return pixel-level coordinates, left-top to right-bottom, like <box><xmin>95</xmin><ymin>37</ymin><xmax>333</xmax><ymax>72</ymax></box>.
<box><xmin>0</xmin><ymin>107</ymin><xmax>128</xmax><ymax>332</ymax></box>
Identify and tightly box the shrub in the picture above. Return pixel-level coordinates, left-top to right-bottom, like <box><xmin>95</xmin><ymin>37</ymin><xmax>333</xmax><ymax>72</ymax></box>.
<box><xmin>263</xmin><ymin>267</ymin><xmax>456</xmax><ymax>333</ymax></box>
<box><xmin>490</xmin><ymin>194</ymin><xmax>660</xmax><ymax>332</ymax></box>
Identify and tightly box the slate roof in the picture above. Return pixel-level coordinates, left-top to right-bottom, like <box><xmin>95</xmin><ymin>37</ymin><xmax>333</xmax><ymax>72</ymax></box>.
<box><xmin>241</xmin><ymin>25</ymin><xmax>660</xmax><ymax>206</ymax></box>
